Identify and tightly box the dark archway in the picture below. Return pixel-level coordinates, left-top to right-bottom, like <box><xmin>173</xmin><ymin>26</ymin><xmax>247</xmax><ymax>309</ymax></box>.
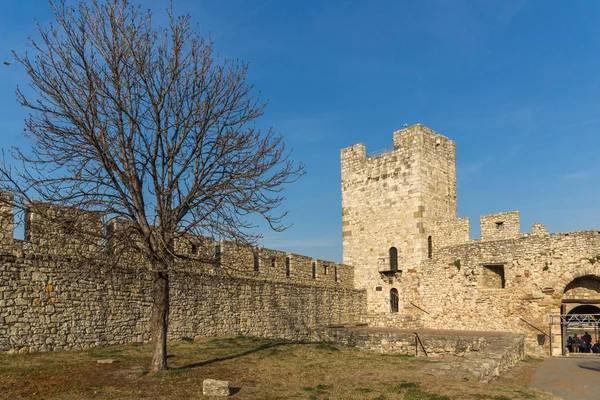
<box><xmin>561</xmin><ymin>279</ymin><xmax>600</xmax><ymax>356</ymax></box>
<box><xmin>568</xmin><ymin>305</ymin><xmax>600</xmax><ymax>315</ymax></box>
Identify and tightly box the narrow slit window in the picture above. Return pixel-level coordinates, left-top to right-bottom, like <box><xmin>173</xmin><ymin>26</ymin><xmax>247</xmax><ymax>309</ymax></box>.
<box><xmin>103</xmin><ymin>221</ymin><xmax>115</xmax><ymax>251</ymax></box>
<box><xmin>334</xmin><ymin>266</ymin><xmax>338</xmax><ymax>282</ymax></box>
<box><xmin>285</xmin><ymin>256</ymin><xmax>290</xmax><ymax>278</ymax></box>
<box><xmin>427</xmin><ymin>236</ymin><xmax>432</xmax><ymax>259</ymax></box>
<box><xmin>253</xmin><ymin>251</ymin><xmax>259</xmax><ymax>272</ymax></box>
<box><xmin>213</xmin><ymin>244</ymin><xmax>221</xmax><ymax>267</ymax></box>
<box><xmin>24</xmin><ymin>208</ymin><xmax>31</xmax><ymax>241</ymax></box>
<box><xmin>312</xmin><ymin>261</ymin><xmax>316</xmax><ymax>279</ymax></box>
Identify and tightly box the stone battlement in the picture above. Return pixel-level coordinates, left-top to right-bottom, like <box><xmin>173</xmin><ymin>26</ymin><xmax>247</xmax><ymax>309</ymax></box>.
<box><xmin>0</xmin><ymin>197</ymin><xmax>353</xmax><ymax>289</ymax></box>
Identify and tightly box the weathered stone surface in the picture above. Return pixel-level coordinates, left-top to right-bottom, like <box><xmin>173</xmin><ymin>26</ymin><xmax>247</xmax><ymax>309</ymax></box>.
<box><xmin>96</xmin><ymin>359</ymin><xmax>119</xmax><ymax>364</ymax></box>
<box><xmin>0</xmin><ymin>239</ymin><xmax>365</xmax><ymax>354</ymax></box>
<box><xmin>341</xmin><ymin>124</ymin><xmax>600</xmax><ymax>359</ymax></box>
<box><xmin>203</xmin><ymin>379</ymin><xmax>230</xmax><ymax>397</ymax></box>
<box><xmin>313</xmin><ymin>326</ymin><xmax>525</xmax><ymax>382</ymax></box>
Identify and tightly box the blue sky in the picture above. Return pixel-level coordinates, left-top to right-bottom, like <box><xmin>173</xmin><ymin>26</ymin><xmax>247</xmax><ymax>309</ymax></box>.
<box><xmin>1</xmin><ymin>0</ymin><xmax>600</xmax><ymax>262</ymax></box>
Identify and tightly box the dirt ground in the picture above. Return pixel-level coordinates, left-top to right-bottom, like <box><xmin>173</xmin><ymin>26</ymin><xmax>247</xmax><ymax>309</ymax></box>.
<box><xmin>0</xmin><ymin>336</ymin><xmax>557</xmax><ymax>400</ymax></box>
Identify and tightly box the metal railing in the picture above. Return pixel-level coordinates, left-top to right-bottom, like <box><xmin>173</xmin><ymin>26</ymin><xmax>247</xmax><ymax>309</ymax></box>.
<box><xmin>549</xmin><ymin>313</ymin><xmax>600</xmax><ymax>325</ymax></box>
<box><xmin>367</xmin><ymin>146</ymin><xmax>395</xmax><ymax>158</ymax></box>
<box><xmin>377</xmin><ymin>256</ymin><xmax>400</xmax><ymax>273</ymax></box>
<box><xmin>414</xmin><ymin>332</ymin><xmax>428</xmax><ymax>357</ymax></box>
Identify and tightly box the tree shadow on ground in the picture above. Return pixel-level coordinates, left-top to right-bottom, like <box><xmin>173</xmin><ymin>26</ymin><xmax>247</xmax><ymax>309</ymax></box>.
<box><xmin>174</xmin><ymin>340</ymin><xmax>300</xmax><ymax>370</ymax></box>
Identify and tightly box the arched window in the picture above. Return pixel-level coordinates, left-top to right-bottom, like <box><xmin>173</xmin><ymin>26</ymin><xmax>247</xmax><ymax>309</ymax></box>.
<box><xmin>389</xmin><ymin>247</ymin><xmax>398</xmax><ymax>271</ymax></box>
<box><xmin>253</xmin><ymin>251</ymin><xmax>259</xmax><ymax>272</ymax></box>
<box><xmin>390</xmin><ymin>288</ymin><xmax>399</xmax><ymax>313</ymax></box>
<box><xmin>312</xmin><ymin>261</ymin><xmax>316</xmax><ymax>279</ymax></box>
<box><xmin>428</xmin><ymin>236</ymin><xmax>432</xmax><ymax>259</ymax></box>
<box><xmin>285</xmin><ymin>256</ymin><xmax>291</xmax><ymax>278</ymax></box>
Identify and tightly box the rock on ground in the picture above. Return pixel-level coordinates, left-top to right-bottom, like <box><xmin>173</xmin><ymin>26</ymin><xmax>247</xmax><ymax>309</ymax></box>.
<box><xmin>203</xmin><ymin>379</ymin><xmax>230</xmax><ymax>397</ymax></box>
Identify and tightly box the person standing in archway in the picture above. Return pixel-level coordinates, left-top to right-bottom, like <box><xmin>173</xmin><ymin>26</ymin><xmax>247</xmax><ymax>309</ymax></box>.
<box><xmin>582</xmin><ymin>332</ymin><xmax>592</xmax><ymax>353</ymax></box>
<box><xmin>573</xmin><ymin>334</ymin><xmax>581</xmax><ymax>353</ymax></box>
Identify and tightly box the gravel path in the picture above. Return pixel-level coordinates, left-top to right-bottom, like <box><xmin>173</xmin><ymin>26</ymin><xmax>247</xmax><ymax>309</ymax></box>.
<box><xmin>529</xmin><ymin>356</ymin><xmax>600</xmax><ymax>400</ymax></box>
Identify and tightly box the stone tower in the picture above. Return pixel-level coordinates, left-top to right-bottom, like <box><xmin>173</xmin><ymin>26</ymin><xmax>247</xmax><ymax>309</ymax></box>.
<box><xmin>341</xmin><ymin>124</ymin><xmax>457</xmax><ymax>313</ymax></box>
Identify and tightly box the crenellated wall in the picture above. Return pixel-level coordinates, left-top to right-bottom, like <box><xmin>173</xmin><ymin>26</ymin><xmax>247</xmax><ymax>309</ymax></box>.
<box><xmin>0</xmin><ymin>199</ymin><xmax>365</xmax><ymax>353</ymax></box>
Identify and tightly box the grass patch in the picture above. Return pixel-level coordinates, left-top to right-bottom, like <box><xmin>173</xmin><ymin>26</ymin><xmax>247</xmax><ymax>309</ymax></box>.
<box><xmin>0</xmin><ymin>336</ymin><xmax>554</xmax><ymax>400</ymax></box>
<box><xmin>87</xmin><ymin>348</ymin><xmax>123</xmax><ymax>358</ymax></box>
<box><xmin>314</xmin><ymin>342</ymin><xmax>340</xmax><ymax>351</ymax></box>
<box><xmin>389</xmin><ymin>382</ymin><xmax>453</xmax><ymax>399</ymax></box>
<box><xmin>382</xmin><ymin>353</ymin><xmax>415</xmax><ymax>359</ymax></box>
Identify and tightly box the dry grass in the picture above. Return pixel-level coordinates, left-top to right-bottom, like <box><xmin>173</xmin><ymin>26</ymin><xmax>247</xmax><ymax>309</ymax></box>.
<box><xmin>0</xmin><ymin>336</ymin><xmax>555</xmax><ymax>399</ymax></box>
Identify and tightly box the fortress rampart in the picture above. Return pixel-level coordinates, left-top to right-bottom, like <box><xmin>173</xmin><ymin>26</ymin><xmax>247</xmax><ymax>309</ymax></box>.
<box><xmin>0</xmin><ymin>198</ymin><xmax>365</xmax><ymax>353</ymax></box>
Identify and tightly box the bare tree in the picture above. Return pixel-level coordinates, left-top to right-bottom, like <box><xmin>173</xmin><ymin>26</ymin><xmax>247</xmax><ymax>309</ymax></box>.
<box><xmin>0</xmin><ymin>0</ymin><xmax>303</xmax><ymax>371</ymax></box>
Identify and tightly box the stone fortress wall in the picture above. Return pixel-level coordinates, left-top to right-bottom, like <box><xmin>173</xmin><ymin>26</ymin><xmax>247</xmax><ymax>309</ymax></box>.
<box><xmin>0</xmin><ymin>200</ymin><xmax>365</xmax><ymax>353</ymax></box>
<box><xmin>342</xmin><ymin>125</ymin><xmax>600</xmax><ymax>357</ymax></box>
<box><xmin>3</xmin><ymin>123</ymin><xmax>600</xmax><ymax>359</ymax></box>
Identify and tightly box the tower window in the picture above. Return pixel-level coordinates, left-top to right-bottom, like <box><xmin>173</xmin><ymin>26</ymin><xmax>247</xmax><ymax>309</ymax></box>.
<box><xmin>390</xmin><ymin>288</ymin><xmax>399</xmax><ymax>313</ymax></box>
<box><xmin>496</xmin><ymin>222</ymin><xmax>504</xmax><ymax>230</ymax></box>
<box><xmin>271</xmin><ymin>257</ymin><xmax>276</xmax><ymax>268</ymax></box>
<box><xmin>312</xmin><ymin>261</ymin><xmax>316</xmax><ymax>279</ymax></box>
<box><xmin>334</xmin><ymin>266</ymin><xmax>338</xmax><ymax>282</ymax></box>
<box><xmin>427</xmin><ymin>236</ymin><xmax>432</xmax><ymax>259</ymax></box>
<box><xmin>389</xmin><ymin>247</ymin><xmax>398</xmax><ymax>271</ymax></box>
<box><xmin>285</xmin><ymin>256</ymin><xmax>290</xmax><ymax>278</ymax></box>
<box><xmin>482</xmin><ymin>264</ymin><xmax>505</xmax><ymax>289</ymax></box>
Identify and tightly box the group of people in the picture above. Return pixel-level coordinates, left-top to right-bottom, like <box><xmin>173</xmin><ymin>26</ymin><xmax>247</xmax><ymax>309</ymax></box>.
<box><xmin>566</xmin><ymin>332</ymin><xmax>600</xmax><ymax>353</ymax></box>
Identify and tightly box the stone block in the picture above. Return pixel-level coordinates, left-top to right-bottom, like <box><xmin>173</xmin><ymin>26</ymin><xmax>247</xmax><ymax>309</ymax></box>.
<box><xmin>203</xmin><ymin>379</ymin><xmax>230</xmax><ymax>397</ymax></box>
<box><xmin>97</xmin><ymin>359</ymin><xmax>119</xmax><ymax>364</ymax></box>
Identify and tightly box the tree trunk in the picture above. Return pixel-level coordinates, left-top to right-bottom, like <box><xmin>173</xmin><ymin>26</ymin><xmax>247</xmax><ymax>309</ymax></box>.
<box><xmin>150</xmin><ymin>270</ymin><xmax>169</xmax><ymax>371</ymax></box>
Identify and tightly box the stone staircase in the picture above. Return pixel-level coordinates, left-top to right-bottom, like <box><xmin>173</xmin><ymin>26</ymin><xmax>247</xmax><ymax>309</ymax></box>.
<box><xmin>311</xmin><ymin>325</ymin><xmax>525</xmax><ymax>382</ymax></box>
<box><xmin>420</xmin><ymin>332</ymin><xmax>525</xmax><ymax>382</ymax></box>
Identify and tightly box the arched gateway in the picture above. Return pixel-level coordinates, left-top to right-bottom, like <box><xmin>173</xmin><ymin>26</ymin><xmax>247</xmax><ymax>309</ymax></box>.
<box><xmin>550</xmin><ymin>275</ymin><xmax>600</xmax><ymax>356</ymax></box>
